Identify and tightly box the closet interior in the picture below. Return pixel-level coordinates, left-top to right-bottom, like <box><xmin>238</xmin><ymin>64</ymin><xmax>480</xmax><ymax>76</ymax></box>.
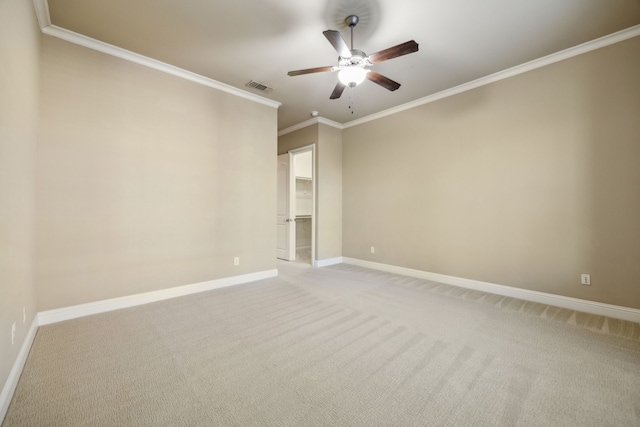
<box><xmin>294</xmin><ymin>151</ymin><xmax>312</xmax><ymax>264</ymax></box>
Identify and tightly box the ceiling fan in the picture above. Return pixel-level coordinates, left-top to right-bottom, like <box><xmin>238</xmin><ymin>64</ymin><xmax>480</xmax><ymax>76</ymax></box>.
<box><xmin>287</xmin><ymin>15</ymin><xmax>419</xmax><ymax>100</ymax></box>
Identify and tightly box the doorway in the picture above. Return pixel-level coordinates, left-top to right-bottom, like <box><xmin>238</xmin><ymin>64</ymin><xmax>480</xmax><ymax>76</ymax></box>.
<box><xmin>276</xmin><ymin>145</ymin><xmax>315</xmax><ymax>265</ymax></box>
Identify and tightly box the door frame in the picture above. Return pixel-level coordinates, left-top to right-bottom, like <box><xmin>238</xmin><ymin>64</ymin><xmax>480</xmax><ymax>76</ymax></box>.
<box><xmin>289</xmin><ymin>144</ymin><xmax>316</xmax><ymax>265</ymax></box>
<box><xmin>277</xmin><ymin>152</ymin><xmax>296</xmax><ymax>261</ymax></box>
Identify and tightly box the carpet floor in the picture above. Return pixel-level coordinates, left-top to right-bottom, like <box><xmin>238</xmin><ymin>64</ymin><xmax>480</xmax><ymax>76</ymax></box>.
<box><xmin>3</xmin><ymin>261</ymin><xmax>640</xmax><ymax>426</ymax></box>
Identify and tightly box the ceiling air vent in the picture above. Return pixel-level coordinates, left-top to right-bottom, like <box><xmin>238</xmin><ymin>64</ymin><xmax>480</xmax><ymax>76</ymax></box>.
<box><xmin>245</xmin><ymin>80</ymin><xmax>273</xmax><ymax>94</ymax></box>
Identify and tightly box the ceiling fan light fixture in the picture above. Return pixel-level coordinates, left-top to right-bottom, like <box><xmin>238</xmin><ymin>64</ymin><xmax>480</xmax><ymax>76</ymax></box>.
<box><xmin>338</xmin><ymin>67</ymin><xmax>368</xmax><ymax>87</ymax></box>
<box><xmin>287</xmin><ymin>14</ymin><xmax>418</xmax><ymax>100</ymax></box>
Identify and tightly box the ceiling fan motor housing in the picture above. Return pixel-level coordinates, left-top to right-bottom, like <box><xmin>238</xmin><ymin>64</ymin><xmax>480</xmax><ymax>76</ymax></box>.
<box><xmin>339</xmin><ymin>49</ymin><xmax>370</xmax><ymax>67</ymax></box>
<box><xmin>338</xmin><ymin>49</ymin><xmax>370</xmax><ymax>87</ymax></box>
<box><xmin>287</xmin><ymin>13</ymin><xmax>418</xmax><ymax>99</ymax></box>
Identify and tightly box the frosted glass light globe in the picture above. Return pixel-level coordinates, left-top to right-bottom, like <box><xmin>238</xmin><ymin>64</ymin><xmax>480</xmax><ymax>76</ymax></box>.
<box><xmin>338</xmin><ymin>67</ymin><xmax>368</xmax><ymax>87</ymax></box>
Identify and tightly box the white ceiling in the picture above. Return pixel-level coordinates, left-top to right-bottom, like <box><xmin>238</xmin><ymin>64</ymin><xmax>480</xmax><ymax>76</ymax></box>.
<box><xmin>45</xmin><ymin>0</ymin><xmax>640</xmax><ymax>131</ymax></box>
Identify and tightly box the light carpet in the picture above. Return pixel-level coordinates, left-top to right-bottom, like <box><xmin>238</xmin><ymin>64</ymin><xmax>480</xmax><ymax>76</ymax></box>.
<box><xmin>3</xmin><ymin>261</ymin><xmax>640</xmax><ymax>426</ymax></box>
<box><xmin>295</xmin><ymin>246</ymin><xmax>312</xmax><ymax>265</ymax></box>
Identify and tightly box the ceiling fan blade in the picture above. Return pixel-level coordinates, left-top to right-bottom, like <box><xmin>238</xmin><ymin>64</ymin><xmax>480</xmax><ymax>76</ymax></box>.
<box><xmin>323</xmin><ymin>30</ymin><xmax>352</xmax><ymax>58</ymax></box>
<box><xmin>287</xmin><ymin>66</ymin><xmax>334</xmax><ymax>76</ymax></box>
<box><xmin>367</xmin><ymin>71</ymin><xmax>401</xmax><ymax>91</ymax></box>
<box><xmin>330</xmin><ymin>82</ymin><xmax>347</xmax><ymax>99</ymax></box>
<box><xmin>367</xmin><ymin>40</ymin><xmax>419</xmax><ymax>64</ymax></box>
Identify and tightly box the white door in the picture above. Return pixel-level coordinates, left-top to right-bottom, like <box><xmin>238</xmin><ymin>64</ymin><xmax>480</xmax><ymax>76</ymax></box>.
<box><xmin>277</xmin><ymin>153</ymin><xmax>295</xmax><ymax>260</ymax></box>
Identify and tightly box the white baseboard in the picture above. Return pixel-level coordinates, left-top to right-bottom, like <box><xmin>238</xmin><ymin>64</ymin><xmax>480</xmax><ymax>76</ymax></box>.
<box><xmin>342</xmin><ymin>257</ymin><xmax>640</xmax><ymax>324</ymax></box>
<box><xmin>0</xmin><ymin>316</ymin><xmax>38</xmax><ymax>423</ymax></box>
<box><xmin>38</xmin><ymin>269</ymin><xmax>278</xmax><ymax>326</ymax></box>
<box><xmin>314</xmin><ymin>257</ymin><xmax>344</xmax><ymax>268</ymax></box>
<box><xmin>1</xmin><ymin>269</ymin><xmax>277</xmax><ymax>423</ymax></box>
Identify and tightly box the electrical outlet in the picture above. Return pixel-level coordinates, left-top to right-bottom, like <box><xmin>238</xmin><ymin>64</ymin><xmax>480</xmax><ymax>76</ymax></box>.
<box><xmin>581</xmin><ymin>274</ymin><xmax>591</xmax><ymax>286</ymax></box>
<box><xmin>234</xmin><ymin>257</ymin><xmax>240</xmax><ymax>266</ymax></box>
<box><xmin>11</xmin><ymin>323</ymin><xmax>16</xmax><ymax>345</ymax></box>
<box><xmin>370</xmin><ymin>246</ymin><xmax>375</xmax><ymax>254</ymax></box>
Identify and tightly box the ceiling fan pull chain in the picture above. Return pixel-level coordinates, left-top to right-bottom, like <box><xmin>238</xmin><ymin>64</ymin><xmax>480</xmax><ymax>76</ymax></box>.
<box><xmin>348</xmin><ymin>86</ymin><xmax>355</xmax><ymax>114</ymax></box>
<box><xmin>287</xmin><ymin>14</ymin><xmax>417</xmax><ymax>102</ymax></box>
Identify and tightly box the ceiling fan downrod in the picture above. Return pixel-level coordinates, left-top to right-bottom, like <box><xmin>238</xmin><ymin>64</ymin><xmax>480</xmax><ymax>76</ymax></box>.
<box><xmin>286</xmin><ymin>14</ymin><xmax>418</xmax><ymax>100</ymax></box>
<box><xmin>346</xmin><ymin>15</ymin><xmax>359</xmax><ymax>51</ymax></box>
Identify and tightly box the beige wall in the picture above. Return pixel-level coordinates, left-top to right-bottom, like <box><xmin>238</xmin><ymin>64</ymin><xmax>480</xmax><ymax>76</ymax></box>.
<box><xmin>278</xmin><ymin>124</ymin><xmax>318</xmax><ymax>155</ymax></box>
<box><xmin>36</xmin><ymin>37</ymin><xmax>278</xmax><ymax>311</ymax></box>
<box><xmin>278</xmin><ymin>123</ymin><xmax>343</xmax><ymax>261</ymax></box>
<box><xmin>343</xmin><ymin>36</ymin><xmax>640</xmax><ymax>309</ymax></box>
<box><xmin>295</xmin><ymin>218</ymin><xmax>312</xmax><ymax>248</ymax></box>
<box><xmin>316</xmin><ymin>124</ymin><xmax>342</xmax><ymax>260</ymax></box>
<box><xmin>0</xmin><ymin>0</ymin><xmax>40</xmax><ymax>402</ymax></box>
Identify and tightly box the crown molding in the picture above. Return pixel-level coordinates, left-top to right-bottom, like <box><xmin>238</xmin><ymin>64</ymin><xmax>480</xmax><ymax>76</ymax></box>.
<box><xmin>317</xmin><ymin>117</ymin><xmax>344</xmax><ymax>130</ymax></box>
<box><xmin>278</xmin><ymin>118</ymin><xmax>319</xmax><ymax>136</ymax></box>
<box><xmin>33</xmin><ymin>0</ymin><xmax>638</xmax><ymax>128</ymax></box>
<box><xmin>32</xmin><ymin>0</ymin><xmax>51</xmax><ymax>29</ymax></box>
<box><xmin>343</xmin><ymin>24</ymin><xmax>640</xmax><ymax>129</ymax></box>
<box><xmin>278</xmin><ymin>117</ymin><xmax>343</xmax><ymax>137</ymax></box>
<box><xmin>31</xmin><ymin>0</ymin><xmax>281</xmax><ymax>109</ymax></box>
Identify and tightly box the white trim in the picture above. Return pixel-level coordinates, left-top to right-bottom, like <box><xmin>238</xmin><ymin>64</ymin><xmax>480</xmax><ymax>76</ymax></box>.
<box><xmin>279</xmin><ymin>118</ymin><xmax>318</xmax><ymax>136</ymax></box>
<box><xmin>289</xmin><ymin>144</ymin><xmax>317</xmax><ymax>265</ymax></box>
<box><xmin>42</xmin><ymin>26</ymin><xmax>281</xmax><ymax>109</ymax></box>
<box><xmin>31</xmin><ymin>1</ymin><xmax>280</xmax><ymax>109</ymax></box>
<box><xmin>314</xmin><ymin>257</ymin><xmax>344</xmax><ymax>268</ymax></box>
<box><xmin>34</xmin><ymin>0</ymin><xmax>639</xmax><ymax>132</ymax></box>
<box><xmin>0</xmin><ymin>316</ymin><xmax>38</xmax><ymax>423</ymax></box>
<box><xmin>337</xmin><ymin>24</ymin><xmax>640</xmax><ymax>129</ymax></box>
<box><xmin>32</xmin><ymin>0</ymin><xmax>51</xmax><ymax>29</ymax></box>
<box><xmin>38</xmin><ymin>269</ymin><xmax>278</xmax><ymax>326</ymax></box>
<box><xmin>316</xmin><ymin>117</ymin><xmax>343</xmax><ymax>129</ymax></box>
<box><xmin>278</xmin><ymin>117</ymin><xmax>343</xmax><ymax>137</ymax></box>
<box><xmin>1</xmin><ymin>269</ymin><xmax>277</xmax><ymax>422</ymax></box>
<box><xmin>342</xmin><ymin>257</ymin><xmax>640</xmax><ymax>324</ymax></box>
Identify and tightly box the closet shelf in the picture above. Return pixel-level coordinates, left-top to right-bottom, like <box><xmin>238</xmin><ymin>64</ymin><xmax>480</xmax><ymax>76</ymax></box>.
<box><xmin>296</xmin><ymin>215</ymin><xmax>312</xmax><ymax>219</ymax></box>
